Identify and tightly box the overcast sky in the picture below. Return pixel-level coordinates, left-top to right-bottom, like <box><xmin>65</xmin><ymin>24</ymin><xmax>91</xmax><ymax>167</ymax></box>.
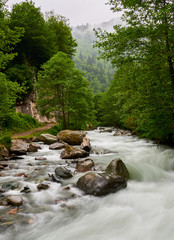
<box><xmin>7</xmin><ymin>0</ymin><xmax>118</xmax><ymax>26</ymax></box>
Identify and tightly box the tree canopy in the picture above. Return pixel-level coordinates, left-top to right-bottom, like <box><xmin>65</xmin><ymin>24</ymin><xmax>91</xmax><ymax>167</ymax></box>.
<box><xmin>36</xmin><ymin>52</ymin><xmax>96</xmax><ymax>129</ymax></box>
<box><xmin>95</xmin><ymin>0</ymin><xmax>174</xmax><ymax>144</ymax></box>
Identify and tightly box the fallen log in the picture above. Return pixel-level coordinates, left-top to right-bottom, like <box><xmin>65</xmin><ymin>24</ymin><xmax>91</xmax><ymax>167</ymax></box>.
<box><xmin>81</xmin><ymin>137</ymin><xmax>91</xmax><ymax>152</ymax></box>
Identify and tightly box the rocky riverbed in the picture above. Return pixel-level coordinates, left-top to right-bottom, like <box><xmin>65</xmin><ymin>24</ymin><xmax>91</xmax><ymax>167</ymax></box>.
<box><xmin>0</xmin><ymin>129</ymin><xmax>129</xmax><ymax>235</ymax></box>
<box><xmin>1</xmin><ymin>128</ymin><xmax>174</xmax><ymax>240</ymax></box>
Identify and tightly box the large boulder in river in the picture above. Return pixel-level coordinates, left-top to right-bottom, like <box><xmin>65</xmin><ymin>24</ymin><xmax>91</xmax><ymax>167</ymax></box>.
<box><xmin>76</xmin><ymin>172</ymin><xmax>127</xmax><ymax>196</ymax></box>
<box><xmin>40</xmin><ymin>133</ymin><xmax>57</xmax><ymax>144</ymax></box>
<box><xmin>60</xmin><ymin>145</ymin><xmax>89</xmax><ymax>159</ymax></box>
<box><xmin>10</xmin><ymin>140</ymin><xmax>29</xmax><ymax>155</ymax></box>
<box><xmin>76</xmin><ymin>158</ymin><xmax>94</xmax><ymax>172</ymax></box>
<box><xmin>57</xmin><ymin>130</ymin><xmax>86</xmax><ymax>145</ymax></box>
<box><xmin>0</xmin><ymin>144</ymin><xmax>9</xmax><ymax>160</ymax></box>
<box><xmin>106</xmin><ymin>159</ymin><xmax>129</xmax><ymax>180</ymax></box>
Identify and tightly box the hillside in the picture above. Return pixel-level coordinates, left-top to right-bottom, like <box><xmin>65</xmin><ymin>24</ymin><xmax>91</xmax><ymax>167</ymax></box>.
<box><xmin>72</xmin><ymin>18</ymin><xmax>121</xmax><ymax>93</ymax></box>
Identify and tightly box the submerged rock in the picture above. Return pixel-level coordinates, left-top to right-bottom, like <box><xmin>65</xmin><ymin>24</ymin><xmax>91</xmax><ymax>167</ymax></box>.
<box><xmin>106</xmin><ymin>159</ymin><xmax>129</xmax><ymax>180</ymax></box>
<box><xmin>57</xmin><ymin>130</ymin><xmax>86</xmax><ymax>145</ymax></box>
<box><xmin>55</xmin><ymin>166</ymin><xmax>73</xmax><ymax>179</ymax></box>
<box><xmin>6</xmin><ymin>195</ymin><xmax>23</xmax><ymax>206</ymax></box>
<box><xmin>2</xmin><ymin>182</ymin><xmax>19</xmax><ymax>190</ymax></box>
<box><xmin>60</xmin><ymin>145</ymin><xmax>89</xmax><ymax>159</ymax></box>
<box><xmin>76</xmin><ymin>158</ymin><xmax>94</xmax><ymax>172</ymax></box>
<box><xmin>40</xmin><ymin>134</ymin><xmax>57</xmax><ymax>144</ymax></box>
<box><xmin>10</xmin><ymin>140</ymin><xmax>29</xmax><ymax>155</ymax></box>
<box><xmin>76</xmin><ymin>172</ymin><xmax>127</xmax><ymax>196</ymax></box>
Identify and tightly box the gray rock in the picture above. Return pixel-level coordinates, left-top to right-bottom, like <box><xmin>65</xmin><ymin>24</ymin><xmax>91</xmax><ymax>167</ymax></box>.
<box><xmin>28</xmin><ymin>143</ymin><xmax>41</xmax><ymax>152</ymax></box>
<box><xmin>10</xmin><ymin>140</ymin><xmax>29</xmax><ymax>155</ymax></box>
<box><xmin>106</xmin><ymin>159</ymin><xmax>129</xmax><ymax>180</ymax></box>
<box><xmin>55</xmin><ymin>166</ymin><xmax>73</xmax><ymax>179</ymax></box>
<box><xmin>76</xmin><ymin>172</ymin><xmax>127</xmax><ymax>196</ymax></box>
<box><xmin>76</xmin><ymin>158</ymin><xmax>94</xmax><ymax>172</ymax></box>
<box><xmin>113</xmin><ymin>129</ymin><xmax>132</xmax><ymax>136</ymax></box>
<box><xmin>49</xmin><ymin>142</ymin><xmax>65</xmax><ymax>150</ymax></box>
<box><xmin>60</xmin><ymin>145</ymin><xmax>89</xmax><ymax>159</ymax></box>
<box><xmin>99</xmin><ymin>128</ymin><xmax>113</xmax><ymax>133</ymax></box>
<box><xmin>40</xmin><ymin>133</ymin><xmax>57</xmax><ymax>144</ymax></box>
<box><xmin>57</xmin><ymin>130</ymin><xmax>86</xmax><ymax>145</ymax></box>
<box><xmin>49</xmin><ymin>174</ymin><xmax>62</xmax><ymax>183</ymax></box>
<box><xmin>6</xmin><ymin>195</ymin><xmax>23</xmax><ymax>206</ymax></box>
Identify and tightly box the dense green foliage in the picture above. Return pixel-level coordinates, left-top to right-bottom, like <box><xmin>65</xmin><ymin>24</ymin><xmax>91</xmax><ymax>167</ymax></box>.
<box><xmin>0</xmin><ymin>0</ymin><xmax>86</xmax><ymax>136</ymax></box>
<box><xmin>95</xmin><ymin>0</ymin><xmax>174</xmax><ymax>144</ymax></box>
<box><xmin>5</xmin><ymin>1</ymin><xmax>77</xmax><ymax>98</ymax></box>
<box><xmin>36</xmin><ymin>52</ymin><xmax>96</xmax><ymax>129</ymax></box>
<box><xmin>73</xmin><ymin>25</ymin><xmax>114</xmax><ymax>93</ymax></box>
<box><xmin>1</xmin><ymin>112</ymin><xmax>41</xmax><ymax>132</ymax></box>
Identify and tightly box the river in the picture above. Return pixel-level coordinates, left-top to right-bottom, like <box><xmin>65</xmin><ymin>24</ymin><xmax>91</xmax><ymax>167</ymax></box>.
<box><xmin>1</xmin><ymin>129</ymin><xmax>174</xmax><ymax>240</ymax></box>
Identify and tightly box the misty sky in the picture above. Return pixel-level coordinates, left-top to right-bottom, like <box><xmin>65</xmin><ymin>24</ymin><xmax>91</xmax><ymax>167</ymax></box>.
<box><xmin>7</xmin><ymin>0</ymin><xmax>118</xmax><ymax>26</ymax></box>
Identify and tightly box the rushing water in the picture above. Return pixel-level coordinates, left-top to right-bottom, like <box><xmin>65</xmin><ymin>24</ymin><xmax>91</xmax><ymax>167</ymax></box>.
<box><xmin>1</xmin><ymin>129</ymin><xmax>174</xmax><ymax>240</ymax></box>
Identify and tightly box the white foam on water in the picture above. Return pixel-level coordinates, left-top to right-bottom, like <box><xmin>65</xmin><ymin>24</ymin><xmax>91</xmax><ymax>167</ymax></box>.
<box><xmin>1</xmin><ymin>130</ymin><xmax>174</xmax><ymax>240</ymax></box>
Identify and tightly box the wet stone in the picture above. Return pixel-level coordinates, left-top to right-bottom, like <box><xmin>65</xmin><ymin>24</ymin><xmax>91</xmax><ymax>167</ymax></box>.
<box><xmin>55</xmin><ymin>166</ymin><xmax>73</xmax><ymax>179</ymax></box>
<box><xmin>49</xmin><ymin>174</ymin><xmax>62</xmax><ymax>183</ymax></box>
<box><xmin>37</xmin><ymin>183</ymin><xmax>49</xmax><ymax>191</ymax></box>
<box><xmin>20</xmin><ymin>186</ymin><xmax>31</xmax><ymax>193</ymax></box>
<box><xmin>76</xmin><ymin>158</ymin><xmax>94</xmax><ymax>172</ymax></box>
<box><xmin>6</xmin><ymin>195</ymin><xmax>23</xmax><ymax>206</ymax></box>
<box><xmin>35</xmin><ymin>157</ymin><xmax>47</xmax><ymax>161</ymax></box>
<box><xmin>106</xmin><ymin>159</ymin><xmax>129</xmax><ymax>180</ymax></box>
<box><xmin>28</xmin><ymin>143</ymin><xmax>41</xmax><ymax>152</ymax></box>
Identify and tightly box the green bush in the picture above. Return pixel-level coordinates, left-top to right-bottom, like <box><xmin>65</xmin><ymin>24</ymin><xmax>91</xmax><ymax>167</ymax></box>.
<box><xmin>1</xmin><ymin>112</ymin><xmax>41</xmax><ymax>132</ymax></box>
<box><xmin>46</xmin><ymin>124</ymin><xmax>63</xmax><ymax>136</ymax></box>
<box><xmin>0</xmin><ymin>132</ymin><xmax>12</xmax><ymax>150</ymax></box>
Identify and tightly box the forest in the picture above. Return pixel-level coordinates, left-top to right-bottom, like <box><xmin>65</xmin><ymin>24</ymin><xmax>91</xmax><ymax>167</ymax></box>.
<box><xmin>0</xmin><ymin>0</ymin><xmax>174</xmax><ymax>146</ymax></box>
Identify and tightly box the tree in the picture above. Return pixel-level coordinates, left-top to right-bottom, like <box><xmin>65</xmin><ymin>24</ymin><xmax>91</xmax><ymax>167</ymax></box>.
<box><xmin>96</xmin><ymin>0</ymin><xmax>174</xmax><ymax>88</ymax></box>
<box><xmin>0</xmin><ymin>73</ymin><xmax>21</xmax><ymax>126</ymax></box>
<box><xmin>94</xmin><ymin>0</ymin><xmax>174</xmax><ymax>144</ymax></box>
<box><xmin>9</xmin><ymin>0</ymin><xmax>56</xmax><ymax>68</ymax></box>
<box><xmin>46</xmin><ymin>12</ymin><xmax>77</xmax><ymax>58</ymax></box>
<box><xmin>36</xmin><ymin>52</ymin><xmax>96</xmax><ymax>129</ymax></box>
<box><xmin>0</xmin><ymin>0</ymin><xmax>23</xmax><ymax>127</ymax></box>
<box><xmin>0</xmin><ymin>0</ymin><xmax>23</xmax><ymax>70</ymax></box>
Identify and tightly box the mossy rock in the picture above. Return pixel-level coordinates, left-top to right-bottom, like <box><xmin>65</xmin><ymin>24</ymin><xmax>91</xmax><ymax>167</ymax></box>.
<box><xmin>57</xmin><ymin>130</ymin><xmax>86</xmax><ymax>145</ymax></box>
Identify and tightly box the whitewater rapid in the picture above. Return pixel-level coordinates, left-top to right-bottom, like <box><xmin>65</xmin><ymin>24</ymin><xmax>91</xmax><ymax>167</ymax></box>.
<box><xmin>1</xmin><ymin>129</ymin><xmax>174</xmax><ymax>240</ymax></box>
